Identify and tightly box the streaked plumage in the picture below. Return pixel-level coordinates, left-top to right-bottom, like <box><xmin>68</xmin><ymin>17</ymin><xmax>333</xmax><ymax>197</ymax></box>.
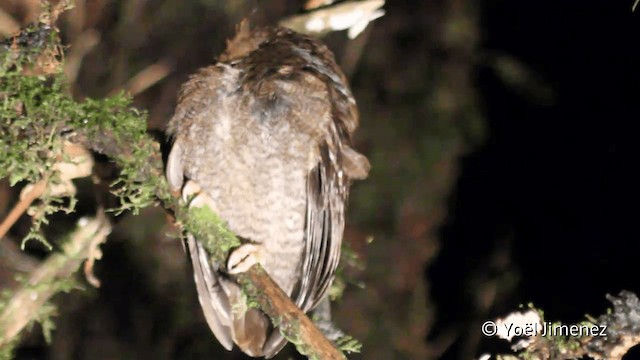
<box><xmin>166</xmin><ymin>23</ymin><xmax>369</xmax><ymax>358</ymax></box>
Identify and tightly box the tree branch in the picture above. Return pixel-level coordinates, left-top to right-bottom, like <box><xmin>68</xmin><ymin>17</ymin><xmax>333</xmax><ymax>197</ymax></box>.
<box><xmin>236</xmin><ymin>266</ymin><xmax>345</xmax><ymax>359</ymax></box>
<box><xmin>0</xmin><ymin>180</ymin><xmax>46</xmax><ymax>240</ymax></box>
<box><xmin>0</xmin><ymin>213</ymin><xmax>111</xmax><ymax>347</ymax></box>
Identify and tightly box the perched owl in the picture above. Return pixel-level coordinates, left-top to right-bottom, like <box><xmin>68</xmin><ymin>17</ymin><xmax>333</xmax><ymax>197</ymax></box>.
<box><xmin>166</xmin><ymin>22</ymin><xmax>369</xmax><ymax>358</ymax></box>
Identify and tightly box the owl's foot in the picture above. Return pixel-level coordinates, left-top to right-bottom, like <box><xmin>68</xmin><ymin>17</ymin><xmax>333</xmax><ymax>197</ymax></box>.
<box><xmin>183</xmin><ymin>180</ymin><xmax>217</xmax><ymax>210</ymax></box>
<box><xmin>227</xmin><ymin>243</ymin><xmax>263</xmax><ymax>274</ymax></box>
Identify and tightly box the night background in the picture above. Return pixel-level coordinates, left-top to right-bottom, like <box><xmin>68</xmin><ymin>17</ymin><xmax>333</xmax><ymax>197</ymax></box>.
<box><xmin>1</xmin><ymin>0</ymin><xmax>639</xmax><ymax>359</ymax></box>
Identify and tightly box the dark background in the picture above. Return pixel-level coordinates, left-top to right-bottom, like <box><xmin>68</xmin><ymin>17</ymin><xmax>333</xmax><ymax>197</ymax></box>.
<box><xmin>432</xmin><ymin>2</ymin><xmax>640</xmax><ymax>358</ymax></box>
<box><xmin>1</xmin><ymin>0</ymin><xmax>638</xmax><ymax>359</ymax></box>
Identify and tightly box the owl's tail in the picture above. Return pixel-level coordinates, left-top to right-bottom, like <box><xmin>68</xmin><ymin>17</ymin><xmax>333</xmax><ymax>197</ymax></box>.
<box><xmin>187</xmin><ymin>234</ymin><xmax>287</xmax><ymax>357</ymax></box>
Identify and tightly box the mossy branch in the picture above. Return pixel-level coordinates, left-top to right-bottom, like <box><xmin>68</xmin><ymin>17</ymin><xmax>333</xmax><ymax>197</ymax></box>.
<box><xmin>0</xmin><ymin>214</ymin><xmax>111</xmax><ymax>348</ymax></box>
<box><xmin>235</xmin><ymin>267</ymin><xmax>346</xmax><ymax>359</ymax></box>
<box><xmin>1</xmin><ymin>24</ymin><xmax>347</xmax><ymax>360</ymax></box>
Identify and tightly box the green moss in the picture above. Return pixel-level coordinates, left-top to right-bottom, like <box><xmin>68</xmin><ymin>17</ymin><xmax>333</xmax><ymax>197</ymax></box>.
<box><xmin>183</xmin><ymin>205</ymin><xmax>241</xmax><ymax>264</ymax></box>
<box><xmin>1</xmin><ymin>23</ymin><xmax>164</xmax><ymax>249</ymax></box>
<box><xmin>34</xmin><ymin>302</ymin><xmax>58</xmax><ymax>344</ymax></box>
<box><xmin>1</xmin><ymin>46</ymin><xmax>70</xmax><ymax>248</ymax></box>
<box><xmin>278</xmin><ymin>319</ymin><xmax>306</xmax><ymax>353</ymax></box>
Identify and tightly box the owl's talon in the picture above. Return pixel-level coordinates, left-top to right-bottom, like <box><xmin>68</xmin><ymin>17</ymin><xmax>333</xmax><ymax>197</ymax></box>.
<box><xmin>183</xmin><ymin>180</ymin><xmax>218</xmax><ymax>210</ymax></box>
<box><xmin>182</xmin><ymin>180</ymin><xmax>203</xmax><ymax>203</ymax></box>
<box><xmin>228</xmin><ymin>244</ymin><xmax>263</xmax><ymax>274</ymax></box>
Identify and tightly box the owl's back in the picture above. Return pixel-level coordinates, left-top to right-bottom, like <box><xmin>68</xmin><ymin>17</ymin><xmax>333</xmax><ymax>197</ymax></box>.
<box><xmin>178</xmin><ymin>64</ymin><xmax>329</xmax><ymax>293</ymax></box>
<box><xmin>166</xmin><ymin>25</ymin><xmax>369</xmax><ymax>358</ymax></box>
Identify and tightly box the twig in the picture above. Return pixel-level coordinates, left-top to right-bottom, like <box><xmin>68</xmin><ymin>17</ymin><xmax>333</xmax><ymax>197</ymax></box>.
<box><xmin>0</xmin><ymin>213</ymin><xmax>111</xmax><ymax>347</ymax></box>
<box><xmin>0</xmin><ymin>142</ymin><xmax>93</xmax><ymax>241</ymax></box>
<box><xmin>108</xmin><ymin>59</ymin><xmax>173</xmax><ymax>97</ymax></box>
<box><xmin>64</xmin><ymin>30</ymin><xmax>101</xmax><ymax>84</ymax></box>
<box><xmin>280</xmin><ymin>0</ymin><xmax>385</xmax><ymax>39</ymax></box>
<box><xmin>83</xmin><ymin>208</ymin><xmax>108</xmax><ymax>288</ymax></box>
<box><xmin>0</xmin><ymin>180</ymin><xmax>46</xmax><ymax>240</ymax></box>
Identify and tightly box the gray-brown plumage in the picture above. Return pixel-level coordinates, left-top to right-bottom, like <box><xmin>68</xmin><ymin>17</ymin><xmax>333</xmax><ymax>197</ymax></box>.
<box><xmin>166</xmin><ymin>22</ymin><xmax>369</xmax><ymax>358</ymax></box>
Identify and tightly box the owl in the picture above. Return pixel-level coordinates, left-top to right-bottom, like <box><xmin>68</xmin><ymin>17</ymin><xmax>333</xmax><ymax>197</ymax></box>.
<box><xmin>166</xmin><ymin>22</ymin><xmax>369</xmax><ymax>358</ymax></box>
